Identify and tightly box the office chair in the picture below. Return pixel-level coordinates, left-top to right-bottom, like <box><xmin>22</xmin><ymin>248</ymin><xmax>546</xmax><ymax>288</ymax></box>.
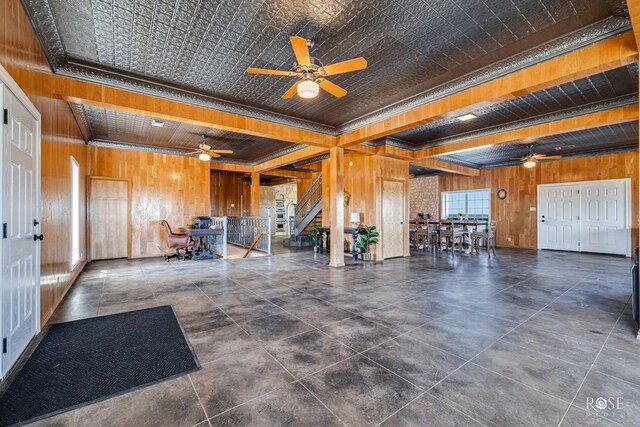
<box><xmin>159</xmin><ymin>220</ymin><xmax>193</xmax><ymax>261</ymax></box>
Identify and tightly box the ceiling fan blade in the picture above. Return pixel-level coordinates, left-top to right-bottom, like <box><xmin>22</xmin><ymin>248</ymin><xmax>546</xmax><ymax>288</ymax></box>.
<box><xmin>282</xmin><ymin>81</ymin><xmax>299</xmax><ymax>99</ymax></box>
<box><xmin>537</xmin><ymin>155</ymin><xmax>562</xmax><ymax>160</ymax></box>
<box><xmin>183</xmin><ymin>151</ymin><xmax>200</xmax><ymax>155</ymax></box>
<box><xmin>247</xmin><ymin>67</ymin><xmax>292</xmax><ymax>76</ymax></box>
<box><xmin>290</xmin><ymin>36</ymin><xmax>311</xmax><ymax>66</ymax></box>
<box><xmin>322</xmin><ymin>57</ymin><xmax>368</xmax><ymax>76</ymax></box>
<box><xmin>318</xmin><ymin>79</ymin><xmax>347</xmax><ymax>98</ymax></box>
<box><xmin>211</xmin><ymin>149</ymin><xmax>234</xmax><ymax>154</ymax></box>
<box><xmin>210</xmin><ymin>152</ymin><xmax>221</xmax><ymax>159</ymax></box>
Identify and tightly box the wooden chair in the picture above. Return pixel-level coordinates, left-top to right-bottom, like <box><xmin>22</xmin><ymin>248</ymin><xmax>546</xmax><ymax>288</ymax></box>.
<box><xmin>159</xmin><ymin>220</ymin><xmax>194</xmax><ymax>261</ymax></box>
<box><xmin>471</xmin><ymin>220</ymin><xmax>497</xmax><ymax>256</ymax></box>
<box><xmin>415</xmin><ymin>226</ymin><xmax>431</xmax><ymax>251</ymax></box>
<box><xmin>440</xmin><ymin>219</ymin><xmax>463</xmax><ymax>253</ymax></box>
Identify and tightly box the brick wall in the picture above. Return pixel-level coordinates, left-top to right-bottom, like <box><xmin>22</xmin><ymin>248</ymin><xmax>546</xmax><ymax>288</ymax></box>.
<box><xmin>409</xmin><ymin>175</ymin><xmax>439</xmax><ymax>219</ymax></box>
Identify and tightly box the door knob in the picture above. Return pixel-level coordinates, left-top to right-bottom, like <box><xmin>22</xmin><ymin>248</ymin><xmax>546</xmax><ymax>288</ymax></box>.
<box><xmin>33</xmin><ymin>219</ymin><xmax>40</xmax><ymax>226</ymax></box>
<box><xmin>33</xmin><ymin>234</ymin><xmax>44</xmax><ymax>241</ymax></box>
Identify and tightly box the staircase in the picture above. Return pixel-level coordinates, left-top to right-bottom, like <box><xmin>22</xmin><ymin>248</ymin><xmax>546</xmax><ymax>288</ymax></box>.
<box><xmin>292</xmin><ymin>172</ymin><xmax>322</xmax><ymax>238</ymax></box>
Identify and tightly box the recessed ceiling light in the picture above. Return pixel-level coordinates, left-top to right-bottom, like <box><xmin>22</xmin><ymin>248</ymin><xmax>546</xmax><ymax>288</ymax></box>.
<box><xmin>456</xmin><ymin>113</ymin><xmax>477</xmax><ymax>121</ymax></box>
<box><xmin>151</xmin><ymin>119</ymin><xmax>165</xmax><ymax>128</ymax></box>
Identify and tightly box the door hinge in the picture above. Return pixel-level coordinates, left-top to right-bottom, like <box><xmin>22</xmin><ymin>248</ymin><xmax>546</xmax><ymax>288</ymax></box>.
<box><xmin>2</xmin><ymin>337</ymin><xmax>6</xmax><ymax>354</ymax></box>
<box><xmin>2</xmin><ymin>223</ymin><xmax>6</xmax><ymax>239</ymax></box>
<box><xmin>578</xmin><ymin>242</ymin><xmax>581</xmax><ymax>246</ymax></box>
<box><xmin>2</xmin><ymin>109</ymin><xmax>7</xmax><ymax>125</ymax></box>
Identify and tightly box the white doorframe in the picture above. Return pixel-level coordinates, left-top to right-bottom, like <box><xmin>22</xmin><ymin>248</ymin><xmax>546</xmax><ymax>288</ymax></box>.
<box><xmin>537</xmin><ymin>178</ymin><xmax>631</xmax><ymax>257</ymax></box>
<box><xmin>0</xmin><ymin>63</ymin><xmax>42</xmax><ymax>379</ymax></box>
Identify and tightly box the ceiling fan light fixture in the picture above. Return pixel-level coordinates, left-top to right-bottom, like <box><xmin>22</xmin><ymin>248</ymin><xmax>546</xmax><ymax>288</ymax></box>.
<box><xmin>297</xmin><ymin>80</ymin><xmax>319</xmax><ymax>98</ymax></box>
<box><xmin>198</xmin><ymin>152</ymin><xmax>212</xmax><ymax>162</ymax></box>
<box><xmin>456</xmin><ymin>113</ymin><xmax>477</xmax><ymax>121</ymax></box>
<box><xmin>523</xmin><ymin>160</ymin><xmax>536</xmax><ymax>168</ymax></box>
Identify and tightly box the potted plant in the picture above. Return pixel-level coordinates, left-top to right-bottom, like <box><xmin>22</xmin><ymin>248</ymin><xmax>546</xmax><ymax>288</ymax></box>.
<box><xmin>309</xmin><ymin>224</ymin><xmax>322</xmax><ymax>253</ymax></box>
<box><xmin>356</xmin><ymin>225</ymin><xmax>379</xmax><ymax>261</ymax></box>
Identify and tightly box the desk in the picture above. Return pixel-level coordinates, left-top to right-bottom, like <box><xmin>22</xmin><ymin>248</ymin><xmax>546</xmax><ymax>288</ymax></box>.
<box><xmin>316</xmin><ymin>227</ymin><xmax>360</xmax><ymax>260</ymax></box>
<box><xmin>185</xmin><ymin>228</ymin><xmax>224</xmax><ymax>260</ymax></box>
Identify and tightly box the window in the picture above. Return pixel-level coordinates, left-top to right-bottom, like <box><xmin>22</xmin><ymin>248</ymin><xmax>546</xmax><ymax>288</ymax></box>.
<box><xmin>70</xmin><ymin>157</ymin><xmax>80</xmax><ymax>268</ymax></box>
<box><xmin>441</xmin><ymin>189</ymin><xmax>490</xmax><ymax>219</ymax></box>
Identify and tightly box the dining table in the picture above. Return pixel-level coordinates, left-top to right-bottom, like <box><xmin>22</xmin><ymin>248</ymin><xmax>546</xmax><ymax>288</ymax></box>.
<box><xmin>409</xmin><ymin>219</ymin><xmax>489</xmax><ymax>252</ymax></box>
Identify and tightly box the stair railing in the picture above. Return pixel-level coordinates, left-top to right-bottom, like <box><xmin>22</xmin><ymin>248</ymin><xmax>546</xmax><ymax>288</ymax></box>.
<box><xmin>295</xmin><ymin>172</ymin><xmax>322</xmax><ymax>228</ymax></box>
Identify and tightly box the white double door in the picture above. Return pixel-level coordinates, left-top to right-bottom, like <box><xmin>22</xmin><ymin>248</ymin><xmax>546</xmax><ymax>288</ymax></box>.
<box><xmin>1</xmin><ymin>77</ymin><xmax>41</xmax><ymax>378</ymax></box>
<box><xmin>538</xmin><ymin>179</ymin><xmax>630</xmax><ymax>256</ymax></box>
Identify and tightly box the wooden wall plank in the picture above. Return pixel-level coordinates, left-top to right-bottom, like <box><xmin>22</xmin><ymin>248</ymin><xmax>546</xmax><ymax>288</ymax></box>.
<box><xmin>210</xmin><ymin>171</ymin><xmax>250</xmax><ymax>216</ymax></box>
<box><xmin>439</xmin><ymin>152</ymin><xmax>638</xmax><ymax>252</ymax></box>
<box><xmin>1</xmin><ymin>0</ymin><xmax>89</xmax><ymax>325</ymax></box>
<box><xmin>88</xmin><ymin>146</ymin><xmax>210</xmax><ymax>258</ymax></box>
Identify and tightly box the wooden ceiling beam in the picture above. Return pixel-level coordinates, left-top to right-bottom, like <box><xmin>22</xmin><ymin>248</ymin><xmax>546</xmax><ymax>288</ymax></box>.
<box><xmin>254</xmin><ymin>146</ymin><xmax>329</xmax><ymax>173</ymax></box>
<box><xmin>264</xmin><ymin>168</ymin><xmax>314</xmax><ymax>179</ymax></box>
<box><xmin>336</xmin><ymin>32</ymin><xmax>638</xmax><ymax>148</ymax></box>
<box><xmin>209</xmin><ymin>162</ymin><xmax>254</xmax><ymax>173</ymax></box>
<box><xmin>629</xmin><ymin>1</ymin><xmax>640</xmax><ymax>50</ymax></box>
<box><xmin>411</xmin><ymin>159</ymin><xmax>479</xmax><ymax>176</ymax></box>
<box><xmin>263</xmin><ymin>178</ymin><xmax>297</xmax><ymax>186</ymax></box>
<box><xmin>413</xmin><ymin>105</ymin><xmax>639</xmax><ymax>158</ymax></box>
<box><xmin>41</xmin><ymin>72</ymin><xmax>334</xmax><ymax>148</ymax></box>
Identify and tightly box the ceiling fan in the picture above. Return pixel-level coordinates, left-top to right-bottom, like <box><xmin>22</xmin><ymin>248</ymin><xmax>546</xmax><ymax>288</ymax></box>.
<box><xmin>246</xmin><ymin>36</ymin><xmax>367</xmax><ymax>99</ymax></box>
<box><xmin>177</xmin><ymin>135</ymin><xmax>233</xmax><ymax>161</ymax></box>
<box><xmin>513</xmin><ymin>144</ymin><xmax>561</xmax><ymax>168</ymax></box>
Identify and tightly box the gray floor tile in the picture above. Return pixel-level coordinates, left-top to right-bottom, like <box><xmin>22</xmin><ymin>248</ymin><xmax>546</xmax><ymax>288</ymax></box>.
<box><xmin>301</xmin><ymin>355</ymin><xmax>422</xmax><ymax>427</ymax></box>
<box><xmin>239</xmin><ymin>312</ymin><xmax>315</xmax><ymax>342</ymax></box>
<box><xmin>188</xmin><ymin>324</ymin><xmax>260</xmax><ymax>364</ymax></box>
<box><xmin>266</xmin><ymin>330</ymin><xmax>356</xmax><ymax>379</ymax></box>
<box><xmin>320</xmin><ymin>316</ymin><xmax>399</xmax><ymax>352</ymax></box>
<box><xmin>472</xmin><ymin>340</ymin><xmax>590</xmax><ymax>401</ymax></box>
<box><xmin>593</xmin><ymin>346</ymin><xmax>640</xmax><ymax>388</ymax></box>
<box><xmin>29</xmin><ymin>375</ymin><xmax>205</xmax><ymax>427</ymax></box>
<box><xmin>189</xmin><ymin>348</ymin><xmax>294</xmax><ymax>418</ymax></box>
<box><xmin>209</xmin><ymin>382</ymin><xmax>342</xmax><ymax>426</ymax></box>
<box><xmin>431</xmin><ymin>363</ymin><xmax>570</xmax><ymax>426</ymax></box>
<box><xmin>573</xmin><ymin>371</ymin><xmax>640</xmax><ymax>427</ymax></box>
<box><xmin>560</xmin><ymin>405</ymin><xmax>621</xmax><ymax>426</ymax></box>
<box><xmin>501</xmin><ymin>324</ymin><xmax>603</xmax><ymax>367</ymax></box>
<box><xmin>364</xmin><ymin>335</ymin><xmax>466</xmax><ymax>389</ymax></box>
<box><xmin>380</xmin><ymin>392</ymin><xmax>485</xmax><ymax>426</ymax></box>
<box><xmin>364</xmin><ymin>304</ymin><xmax>434</xmax><ymax>333</ymax></box>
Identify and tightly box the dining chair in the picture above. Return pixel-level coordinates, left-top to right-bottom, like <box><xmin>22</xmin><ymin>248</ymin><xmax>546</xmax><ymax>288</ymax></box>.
<box><xmin>439</xmin><ymin>219</ymin><xmax>463</xmax><ymax>253</ymax></box>
<box><xmin>471</xmin><ymin>220</ymin><xmax>497</xmax><ymax>256</ymax></box>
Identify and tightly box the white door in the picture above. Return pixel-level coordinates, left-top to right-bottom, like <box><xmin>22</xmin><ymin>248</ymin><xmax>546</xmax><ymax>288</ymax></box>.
<box><xmin>1</xmin><ymin>85</ymin><xmax>40</xmax><ymax>377</ymax></box>
<box><xmin>580</xmin><ymin>180</ymin><xmax>628</xmax><ymax>256</ymax></box>
<box><xmin>538</xmin><ymin>184</ymin><xmax>580</xmax><ymax>251</ymax></box>
<box><xmin>382</xmin><ymin>180</ymin><xmax>405</xmax><ymax>259</ymax></box>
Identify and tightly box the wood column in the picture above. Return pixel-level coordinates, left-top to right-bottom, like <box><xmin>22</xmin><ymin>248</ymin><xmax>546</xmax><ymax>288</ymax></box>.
<box><xmin>329</xmin><ymin>147</ymin><xmax>345</xmax><ymax>267</ymax></box>
<box><xmin>250</xmin><ymin>172</ymin><xmax>260</xmax><ymax>216</ymax></box>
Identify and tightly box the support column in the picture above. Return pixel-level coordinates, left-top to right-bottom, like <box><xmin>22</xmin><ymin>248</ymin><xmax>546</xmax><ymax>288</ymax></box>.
<box><xmin>329</xmin><ymin>147</ymin><xmax>345</xmax><ymax>267</ymax></box>
<box><xmin>250</xmin><ymin>172</ymin><xmax>260</xmax><ymax>216</ymax></box>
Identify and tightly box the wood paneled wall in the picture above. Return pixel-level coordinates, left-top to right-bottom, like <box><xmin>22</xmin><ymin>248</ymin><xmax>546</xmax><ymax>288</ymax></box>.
<box><xmin>1</xmin><ymin>0</ymin><xmax>88</xmax><ymax>325</ymax></box>
<box><xmin>332</xmin><ymin>152</ymin><xmax>410</xmax><ymax>260</ymax></box>
<box><xmin>210</xmin><ymin>171</ymin><xmax>251</xmax><ymax>216</ymax></box>
<box><xmin>439</xmin><ymin>151</ymin><xmax>639</xmax><ymax>251</ymax></box>
<box><xmin>88</xmin><ymin>146</ymin><xmax>210</xmax><ymax>258</ymax></box>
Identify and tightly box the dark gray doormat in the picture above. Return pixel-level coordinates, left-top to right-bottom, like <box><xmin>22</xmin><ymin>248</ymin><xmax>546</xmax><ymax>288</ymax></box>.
<box><xmin>0</xmin><ymin>305</ymin><xmax>199</xmax><ymax>426</ymax></box>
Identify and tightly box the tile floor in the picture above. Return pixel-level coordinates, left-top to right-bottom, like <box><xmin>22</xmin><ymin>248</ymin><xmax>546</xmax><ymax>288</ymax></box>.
<box><xmin>33</xmin><ymin>247</ymin><xmax>639</xmax><ymax>426</ymax></box>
